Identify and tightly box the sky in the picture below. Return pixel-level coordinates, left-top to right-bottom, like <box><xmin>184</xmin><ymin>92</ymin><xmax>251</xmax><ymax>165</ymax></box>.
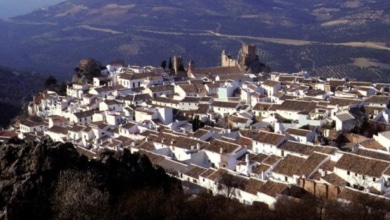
<box><xmin>0</xmin><ymin>0</ymin><xmax>64</xmax><ymax>19</ymax></box>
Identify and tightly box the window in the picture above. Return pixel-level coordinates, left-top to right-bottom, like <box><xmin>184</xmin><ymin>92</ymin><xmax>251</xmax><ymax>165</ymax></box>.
<box><xmin>347</xmin><ymin>171</ymin><xmax>350</xmax><ymax>175</ymax></box>
<box><xmin>373</xmin><ymin>177</ymin><xmax>376</xmax><ymax>181</ymax></box>
<box><xmin>285</xmin><ymin>176</ymin><xmax>288</xmax><ymax>182</ymax></box>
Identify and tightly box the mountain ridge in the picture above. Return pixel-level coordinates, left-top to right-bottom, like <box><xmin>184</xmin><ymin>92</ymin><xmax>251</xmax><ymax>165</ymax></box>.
<box><xmin>0</xmin><ymin>0</ymin><xmax>389</xmax><ymax>81</ymax></box>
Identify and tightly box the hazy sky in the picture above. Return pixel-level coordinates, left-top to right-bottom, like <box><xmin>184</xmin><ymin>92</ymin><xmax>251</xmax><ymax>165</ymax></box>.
<box><xmin>0</xmin><ymin>0</ymin><xmax>64</xmax><ymax>19</ymax></box>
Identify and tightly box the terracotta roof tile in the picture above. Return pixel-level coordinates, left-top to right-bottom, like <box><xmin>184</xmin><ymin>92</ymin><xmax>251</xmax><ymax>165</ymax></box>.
<box><xmin>296</xmin><ymin>152</ymin><xmax>328</xmax><ymax>177</ymax></box>
<box><xmin>259</xmin><ymin>180</ymin><xmax>289</xmax><ymax>197</ymax></box>
<box><xmin>184</xmin><ymin>166</ymin><xmax>208</xmax><ymax>179</ymax></box>
<box><xmin>335</xmin><ymin>153</ymin><xmax>390</xmax><ymax>178</ymax></box>
<box><xmin>272</xmin><ymin>154</ymin><xmax>306</xmax><ymax>176</ymax></box>
<box><xmin>253</xmin><ymin>131</ymin><xmax>286</xmax><ymax>146</ymax></box>
<box><xmin>279</xmin><ymin>141</ymin><xmax>316</xmax><ymax>156</ymax></box>
<box><xmin>242</xmin><ymin>178</ymin><xmax>266</xmax><ymax>195</ymax></box>
<box><xmin>321</xmin><ymin>173</ymin><xmax>347</xmax><ymax>186</ymax></box>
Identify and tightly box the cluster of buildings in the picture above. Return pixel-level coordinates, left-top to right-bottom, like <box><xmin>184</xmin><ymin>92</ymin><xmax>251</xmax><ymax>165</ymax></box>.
<box><xmin>13</xmin><ymin>45</ymin><xmax>390</xmax><ymax>208</ymax></box>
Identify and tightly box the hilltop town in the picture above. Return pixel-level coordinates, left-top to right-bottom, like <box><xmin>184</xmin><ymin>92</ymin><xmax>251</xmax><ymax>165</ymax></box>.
<box><xmin>7</xmin><ymin>43</ymin><xmax>390</xmax><ymax>208</ymax></box>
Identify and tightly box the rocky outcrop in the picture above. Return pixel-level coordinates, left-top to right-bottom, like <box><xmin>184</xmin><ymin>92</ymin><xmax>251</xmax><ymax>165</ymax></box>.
<box><xmin>72</xmin><ymin>59</ymin><xmax>104</xmax><ymax>84</ymax></box>
<box><xmin>0</xmin><ymin>137</ymin><xmax>177</xmax><ymax>220</ymax></box>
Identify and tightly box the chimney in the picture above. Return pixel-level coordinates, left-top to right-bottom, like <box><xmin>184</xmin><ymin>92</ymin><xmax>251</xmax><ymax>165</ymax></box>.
<box><xmin>196</xmin><ymin>143</ymin><xmax>200</xmax><ymax>150</ymax></box>
<box><xmin>245</xmin><ymin>154</ymin><xmax>250</xmax><ymax>164</ymax></box>
<box><xmin>171</xmin><ymin>139</ymin><xmax>175</xmax><ymax>145</ymax></box>
<box><xmin>220</xmin><ymin>147</ymin><xmax>224</xmax><ymax>154</ymax></box>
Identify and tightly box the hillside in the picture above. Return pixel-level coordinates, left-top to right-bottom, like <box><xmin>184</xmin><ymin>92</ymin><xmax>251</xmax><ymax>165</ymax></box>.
<box><xmin>0</xmin><ymin>0</ymin><xmax>389</xmax><ymax>81</ymax></box>
<box><xmin>0</xmin><ymin>66</ymin><xmax>44</xmax><ymax>104</ymax></box>
<box><xmin>0</xmin><ymin>138</ymin><xmax>180</xmax><ymax>219</ymax></box>
<box><xmin>0</xmin><ymin>66</ymin><xmax>46</xmax><ymax>128</ymax></box>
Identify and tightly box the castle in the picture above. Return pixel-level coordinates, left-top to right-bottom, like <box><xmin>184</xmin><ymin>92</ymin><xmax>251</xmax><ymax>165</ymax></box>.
<box><xmin>221</xmin><ymin>43</ymin><xmax>261</xmax><ymax>73</ymax></box>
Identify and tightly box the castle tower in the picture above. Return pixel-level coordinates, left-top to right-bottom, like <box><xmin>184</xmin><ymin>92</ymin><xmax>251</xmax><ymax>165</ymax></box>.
<box><xmin>172</xmin><ymin>55</ymin><xmax>184</xmax><ymax>74</ymax></box>
<box><xmin>221</xmin><ymin>49</ymin><xmax>237</xmax><ymax>67</ymax></box>
<box><xmin>241</xmin><ymin>43</ymin><xmax>257</xmax><ymax>66</ymax></box>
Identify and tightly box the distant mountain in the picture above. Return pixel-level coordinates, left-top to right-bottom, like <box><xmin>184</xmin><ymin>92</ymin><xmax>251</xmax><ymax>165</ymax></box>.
<box><xmin>0</xmin><ymin>0</ymin><xmax>389</xmax><ymax>81</ymax></box>
<box><xmin>0</xmin><ymin>0</ymin><xmax>63</xmax><ymax>18</ymax></box>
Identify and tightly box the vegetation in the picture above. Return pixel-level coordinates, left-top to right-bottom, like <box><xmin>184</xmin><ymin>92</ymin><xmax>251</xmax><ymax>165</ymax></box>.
<box><xmin>51</xmin><ymin>170</ymin><xmax>110</xmax><ymax>220</ymax></box>
<box><xmin>0</xmin><ymin>102</ymin><xmax>20</xmax><ymax>128</ymax></box>
<box><xmin>44</xmin><ymin>75</ymin><xmax>68</xmax><ymax>96</ymax></box>
<box><xmin>0</xmin><ymin>66</ymin><xmax>46</xmax><ymax>128</ymax></box>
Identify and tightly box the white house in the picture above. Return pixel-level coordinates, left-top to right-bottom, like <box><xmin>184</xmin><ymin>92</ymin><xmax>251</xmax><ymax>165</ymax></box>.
<box><xmin>277</xmin><ymin>140</ymin><xmax>316</xmax><ymax>158</ymax></box>
<box><xmin>134</xmin><ymin>107</ymin><xmax>159</xmax><ymax>123</ymax></box>
<box><xmin>19</xmin><ymin>119</ymin><xmax>47</xmax><ymax>134</ymax></box>
<box><xmin>175</xmin><ymin>84</ymin><xmax>200</xmax><ymax>98</ymax></box>
<box><xmin>228</xmin><ymin>115</ymin><xmax>253</xmax><ymax>129</ymax></box>
<box><xmin>276</xmin><ymin>100</ymin><xmax>317</xmax><ymax>121</ymax></box>
<box><xmin>211</xmin><ymin>101</ymin><xmax>241</xmax><ymax>117</ymax></box>
<box><xmin>334</xmin><ymin>153</ymin><xmax>390</xmax><ymax>193</ymax></box>
<box><xmin>257</xmin><ymin>180</ymin><xmax>289</xmax><ymax>209</ymax></box>
<box><xmin>44</xmin><ymin>125</ymin><xmax>68</xmax><ymax>142</ymax></box>
<box><xmin>179</xmin><ymin>97</ymin><xmax>201</xmax><ymax>111</ymax></box>
<box><xmin>261</xmin><ymin>80</ymin><xmax>281</xmax><ymax>97</ymax></box>
<box><xmin>251</xmin><ymin>131</ymin><xmax>289</xmax><ymax>154</ymax></box>
<box><xmin>335</xmin><ymin>112</ymin><xmax>355</xmax><ymax>132</ymax></box>
<box><xmin>67</xmin><ymin>125</ymin><xmax>85</xmax><ymax>144</ymax></box>
<box><xmin>373</xmin><ymin>130</ymin><xmax>390</xmax><ymax>152</ymax></box>
<box><xmin>99</xmin><ymin>99</ymin><xmax>123</xmax><ymax>112</ymax></box>
<box><xmin>271</xmin><ymin>154</ymin><xmax>306</xmax><ymax>184</ymax></box>
<box><xmin>145</xmin><ymin>85</ymin><xmax>174</xmax><ymax>98</ymax></box>
<box><xmin>203</xmin><ymin>139</ymin><xmax>247</xmax><ymax>170</ymax></box>
<box><xmin>122</xmin><ymin>94</ymin><xmax>152</xmax><ymax>106</ymax></box>
<box><xmin>67</xmin><ymin>83</ymin><xmax>88</xmax><ymax>99</ymax></box>
<box><xmin>48</xmin><ymin>115</ymin><xmax>68</xmax><ymax>128</ymax></box>
<box><xmin>69</xmin><ymin>110</ymin><xmax>95</xmax><ymax>126</ymax></box>
<box><xmin>285</xmin><ymin>128</ymin><xmax>316</xmax><ymax>143</ymax></box>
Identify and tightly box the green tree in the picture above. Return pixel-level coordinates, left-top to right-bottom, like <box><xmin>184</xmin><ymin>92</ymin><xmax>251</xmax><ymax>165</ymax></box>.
<box><xmin>44</xmin><ymin>75</ymin><xmax>57</xmax><ymax>89</ymax></box>
<box><xmin>56</xmin><ymin>82</ymin><xmax>67</xmax><ymax>96</ymax></box>
<box><xmin>160</xmin><ymin>60</ymin><xmax>167</xmax><ymax>69</ymax></box>
<box><xmin>217</xmin><ymin>172</ymin><xmax>245</xmax><ymax>202</ymax></box>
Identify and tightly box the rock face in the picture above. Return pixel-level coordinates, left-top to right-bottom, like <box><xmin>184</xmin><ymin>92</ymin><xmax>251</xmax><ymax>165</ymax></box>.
<box><xmin>71</xmin><ymin>59</ymin><xmax>103</xmax><ymax>84</ymax></box>
<box><xmin>0</xmin><ymin>137</ymin><xmax>177</xmax><ymax>220</ymax></box>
